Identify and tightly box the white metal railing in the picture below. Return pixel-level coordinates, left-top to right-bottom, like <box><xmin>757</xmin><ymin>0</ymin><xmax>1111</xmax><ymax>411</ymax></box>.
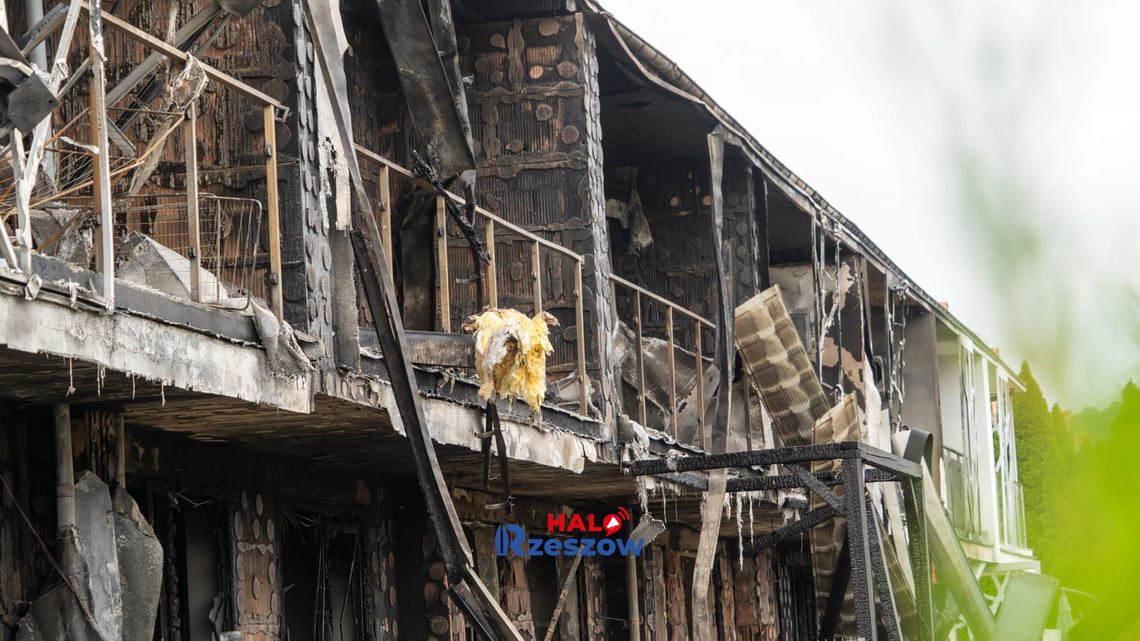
<box><xmin>1</xmin><ymin>4</ymin><xmax>285</xmax><ymax>318</ymax></box>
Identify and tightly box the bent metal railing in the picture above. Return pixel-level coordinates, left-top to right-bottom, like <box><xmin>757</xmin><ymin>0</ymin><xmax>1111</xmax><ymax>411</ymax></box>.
<box><xmin>356</xmin><ymin>145</ymin><xmax>589</xmax><ymax>416</ymax></box>
<box><xmin>1</xmin><ymin>4</ymin><xmax>286</xmax><ymax>319</ymax></box>
<box><xmin>610</xmin><ymin>275</ymin><xmax>715</xmax><ymax>447</ymax></box>
<box><xmin>354</xmin><ymin>146</ymin><xmax>718</xmax><ymax>437</ymax></box>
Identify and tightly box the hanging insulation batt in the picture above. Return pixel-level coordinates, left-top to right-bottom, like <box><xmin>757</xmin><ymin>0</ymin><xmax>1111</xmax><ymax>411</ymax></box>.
<box><xmin>463</xmin><ymin>308</ymin><xmax>558</xmax><ymax>410</ymax></box>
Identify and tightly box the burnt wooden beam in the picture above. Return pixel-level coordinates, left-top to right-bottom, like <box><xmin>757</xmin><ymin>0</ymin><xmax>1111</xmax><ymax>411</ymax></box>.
<box><xmin>744</xmin><ymin>505</ymin><xmax>838</xmax><ymax>553</ymax></box>
<box><xmin>856</xmin><ymin>442</ymin><xmax>922</xmax><ymax>478</ymax></box>
<box><xmin>626</xmin><ymin>441</ymin><xmax>861</xmax><ymax>476</ymax></box>
<box><xmin>303</xmin><ymin>4</ymin><xmax>523</xmax><ymax>641</ymax></box>
<box><xmin>844</xmin><ymin>457</ymin><xmax>877</xmax><ymax>641</ymax></box>
<box><xmin>405</xmin><ymin>331</ymin><xmax>476</xmax><ymax>368</ymax></box>
<box><xmin>726</xmin><ymin>468</ymin><xmax>897</xmax><ymax>493</ymax></box>
<box><xmin>625</xmin><ymin>441</ymin><xmax>920</xmax><ymax>479</ymax></box>
<box><xmin>787</xmin><ymin>464</ymin><xmax>845</xmax><ymax>514</ymax></box>
<box><xmin>903</xmin><ymin>477</ymin><xmax>935</xmax><ymax>641</ymax></box>
<box><xmin>866</xmin><ymin>496</ymin><xmax>904</xmax><ymax>641</ymax></box>
<box><xmin>374</xmin><ymin>0</ymin><xmax>475</xmax><ymax>186</ymax></box>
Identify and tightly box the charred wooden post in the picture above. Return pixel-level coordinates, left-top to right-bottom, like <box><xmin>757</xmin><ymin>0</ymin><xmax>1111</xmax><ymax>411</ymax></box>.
<box><xmin>436</xmin><ymin>195</ymin><xmax>451</xmax><ymax>332</ymax></box>
<box><xmin>903</xmin><ymin>477</ymin><xmax>935</xmax><ymax>641</ymax></box>
<box><xmin>531</xmin><ymin>241</ymin><xmax>542</xmax><ymax>315</ymax></box>
<box><xmin>378</xmin><ymin>165</ymin><xmax>393</xmax><ymax>276</ymax></box>
<box><xmin>485</xmin><ymin>219</ymin><xmax>498</xmax><ymax>308</ymax></box>
<box><xmin>574</xmin><ymin>259</ymin><xmax>588</xmax><ymax>414</ymax></box>
<box><xmin>666</xmin><ymin>306</ymin><xmax>677</xmax><ymax>438</ymax></box>
<box><xmin>263</xmin><ymin>104</ymin><xmax>283</xmax><ymax>319</ymax></box>
<box><xmin>865</xmin><ymin>496</ymin><xmax>904</xmax><ymax>641</ymax></box>
<box><xmin>743</xmin><ymin>381</ymin><xmax>753</xmax><ymax>451</ymax></box>
<box><xmin>843</xmin><ymin>456</ymin><xmax>877</xmax><ymax>641</ymax></box>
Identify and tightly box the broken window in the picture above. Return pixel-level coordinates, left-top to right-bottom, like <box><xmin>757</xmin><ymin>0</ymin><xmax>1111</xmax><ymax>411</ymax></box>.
<box><xmin>279</xmin><ymin>511</ymin><xmax>369</xmax><ymax>641</ymax></box>
<box><xmin>145</xmin><ymin>489</ymin><xmax>232</xmax><ymax>641</ymax></box>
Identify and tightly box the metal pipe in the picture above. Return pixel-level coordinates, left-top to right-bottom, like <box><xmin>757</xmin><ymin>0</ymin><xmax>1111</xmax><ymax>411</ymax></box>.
<box><xmin>25</xmin><ymin>0</ymin><xmax>47</xmax><ymax>70</ymax></box>
<box><xmin>626</xmin><ymin>549</ymin><xmax>641</xmax><ymax>641</ymax></box>
<box><xmin>53</xmin><ymin>404</ymin><xmax>75</xmax><ymax>530</ymax></box>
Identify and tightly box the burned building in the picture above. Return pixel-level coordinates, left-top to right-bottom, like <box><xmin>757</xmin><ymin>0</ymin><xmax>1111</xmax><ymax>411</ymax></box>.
<box><xmin>0</xmin><ymin>1</ymin><xmax>1059</xmax><ymax>641</ymax></box>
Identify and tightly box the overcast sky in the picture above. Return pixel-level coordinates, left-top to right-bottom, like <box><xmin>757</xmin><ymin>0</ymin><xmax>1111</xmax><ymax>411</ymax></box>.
<box><xmin>600</xmin><ymin>0</ymin><xmax>1140</xmax><ymax>408</ymax></box>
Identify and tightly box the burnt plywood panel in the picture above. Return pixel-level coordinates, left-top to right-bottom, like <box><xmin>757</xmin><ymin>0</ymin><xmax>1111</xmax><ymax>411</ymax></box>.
<box><xmin>583</xmin><ymin>556</ymin><xmax>607</xmax><ymax>641</ymax></box>
<box><xmin>505</xmin><ymin>554</ymin><xmax>537</xmax><ymax>641</ymax></box>
<box><xmin>808</xmin><ymin>395</ymin><xmax>861</xmax><ymax>639</ymax></box>
<box><xmin>368</xmin><ymin>496</ymin><xmax>399</xmax><ymax>641</ymax></box>
<box><xmin>232</xmin><ymin>491</ymin><xmax>280</xmax><ymax>641</ymax></box>
<box><xmin>734</xmin><ymin>287</ymin><xmax>831</xmax><ymax>448</ymax></box>
<box><xmin>731</xmin><ymin>554</ymin><xmax>778</xmax><ymax>641</ymax></box>
<box><xmin>664</xmin><ymin>545</ymin><xmax>688</xmax><ymax>641</ymax></box>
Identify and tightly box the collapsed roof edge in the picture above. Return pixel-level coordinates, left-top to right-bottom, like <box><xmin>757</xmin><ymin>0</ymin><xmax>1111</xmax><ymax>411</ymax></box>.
<box><xmin>580</xmin><ymin>0</ymin><xmax>1021</xmax><ymax>386</ymax></box>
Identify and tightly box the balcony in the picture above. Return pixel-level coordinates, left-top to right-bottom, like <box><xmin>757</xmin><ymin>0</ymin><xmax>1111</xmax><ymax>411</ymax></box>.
<box><xmin>1</xmin><ymin>4</ymin><xmax>286</xmax><ymax>321</ymax></box>
<box><xmin>355</xmin><ymin>145</ymin><xmax>724</xmax><ymax>449</ymax></box>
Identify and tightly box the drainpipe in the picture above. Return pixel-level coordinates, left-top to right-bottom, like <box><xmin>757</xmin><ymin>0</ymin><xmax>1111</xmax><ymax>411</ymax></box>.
<box><xmin>626</xmin><ymin>548</ymin><xmax>641</xmax><ymax>641</ymax></box>
<box><xmin>53</xmin><ymin>404</ymin><xmax>75</xmax><ymax>530</ymax></box>
<box><xmin>24</xmin><ymin>0</ymin><xmax>46</xmax><ymax>70</ymax></box>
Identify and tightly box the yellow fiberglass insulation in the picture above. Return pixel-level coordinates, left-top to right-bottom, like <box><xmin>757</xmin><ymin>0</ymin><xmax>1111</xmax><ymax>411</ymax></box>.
<box><xmin>463</xmin><ymin>308</ymin><xmax>559</xmax><ymax>411</ymax></box>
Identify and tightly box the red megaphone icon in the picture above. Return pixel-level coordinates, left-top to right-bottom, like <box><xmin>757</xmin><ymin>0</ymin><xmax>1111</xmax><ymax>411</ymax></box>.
<box><xmin>602</xmin><ymin>513</ymin><xmax>622</xmax><ymax>536</ymax></box>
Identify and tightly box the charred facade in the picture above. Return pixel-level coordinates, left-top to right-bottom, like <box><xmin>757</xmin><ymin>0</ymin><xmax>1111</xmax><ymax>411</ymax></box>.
<box><xmin>0</xmin><ymin>2</ymin><xmax>1053</xmax><ymax>641</ymax></box>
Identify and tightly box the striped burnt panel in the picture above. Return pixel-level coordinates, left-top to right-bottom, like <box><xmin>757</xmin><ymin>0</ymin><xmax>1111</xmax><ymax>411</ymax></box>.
<box><xmin>734</xmin><ymin>286</ymin><xmax>831</xmax><ymax>448</ymax></box>
<box><xmin>807</xmin><ymin>394</ymin><xmax>861</xmax><ymax>637</ymax></box>
<box><xmin>876</xmin><ymin>510</ymin><xmax>922</xmax><ymax>639</ymax></box>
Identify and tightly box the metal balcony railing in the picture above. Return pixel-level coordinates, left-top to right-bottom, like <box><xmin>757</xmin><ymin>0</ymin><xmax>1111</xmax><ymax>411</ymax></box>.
<box><xmin>0</xmin><ymin>5</ymin><xmax>286</xmax><ymax>319</ymax></box>
<box><xmin>1000</xmin><ymin>479</ymin><xmax>1028</xmax><ymax>550</ymax></box>
<box><xmin>356</xmin><ymin>145</ymin><xmax>590</xmax><ymax>416</ymax></box>
<box><xmin>943</xmin><ymin>447</ymin><xmax>984</xmax><ymax>542</ymax></box>
<box><xmin>354</xmin><ymin>145</ymin><xmax>719</xmax><ymax>442</ymax></box>
<box><xmin>610</xmin><ymin>274</ymin><xmax>715</xmax><ymax>447</ymax></box>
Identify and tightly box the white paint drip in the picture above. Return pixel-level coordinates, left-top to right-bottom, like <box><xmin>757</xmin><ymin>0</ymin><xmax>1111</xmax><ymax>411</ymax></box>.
<box><xmin>735</xmin><ymin>492</ymin><xmax>744</xmax><ymax>570</ymax></box>
<box><xmin>748</xmin><ymin>492</ymin><xmax>755</xmax><ymax>547</ymax></box>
